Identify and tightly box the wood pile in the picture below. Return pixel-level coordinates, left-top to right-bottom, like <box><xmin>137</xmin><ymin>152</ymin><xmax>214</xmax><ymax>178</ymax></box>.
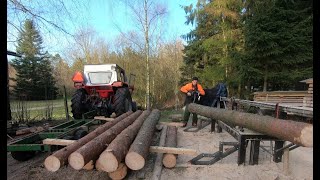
<box><xmin>253</xmin><ymin>91</ymin><xmax>307</xmax><ymax>107</ymax></box>
<box><xmin>44</xmin><ymin>109</ymin><xmax>161</xmax><ymax>180</ymax></box>
<box><xmin>44</xmin><ymin>109</ymin><xmax>198</xmax><ymax>179</ymax></box>
<box><xmin>301</xmin><ymin>78</ymin><xmax>313</xmax><ymax>108</ymax></box>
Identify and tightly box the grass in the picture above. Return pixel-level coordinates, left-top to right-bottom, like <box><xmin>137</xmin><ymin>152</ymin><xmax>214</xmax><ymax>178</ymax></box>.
<box><xmin>10</xmin><ymin>98</ymin><xmax>72</xmax><ymax>122</ymax></box>
<box><xmin>159</xmin><ymin>109</ymin><xmax>184</xmax><ymax>122</ymax></box>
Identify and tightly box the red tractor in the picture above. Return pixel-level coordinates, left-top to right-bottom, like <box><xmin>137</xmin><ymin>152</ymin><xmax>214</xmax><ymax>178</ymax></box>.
<box><xmin>71</xmin><ymin>64</ymin><xmax>136</xmax><ymax>119</ymax></box>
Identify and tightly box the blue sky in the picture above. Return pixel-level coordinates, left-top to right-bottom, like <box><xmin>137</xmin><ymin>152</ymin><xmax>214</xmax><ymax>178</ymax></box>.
<box><xmin>7</xmin><ymin>0</ymin><xmax>197</xmax><ymax>59</ymax></box>
<box><xmin>87</xmin><ymin>0</ymin><xmax>196</xmax><ymax>42</ymax></box>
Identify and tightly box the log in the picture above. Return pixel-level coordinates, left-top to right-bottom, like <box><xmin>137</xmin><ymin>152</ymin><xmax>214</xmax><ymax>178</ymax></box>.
<box><xmin>188</xmin><ymin>103</ymin><xmax>313</xmax><ymax>147</ymax></box>
<box><xmin>43</xmin><ymin>139</ymin><xmax>76</xmax><ymax>146</ymax></box>
<box><xmin>151</xmin><ymin>125</ymin><xmax>167</xmax><ymax>180</ymax></box>
<box><xmin>98</xmin><ymin>110</ymin><xmax>151</xmax><ymax>172</ymax></box>
<box><xmin>16</xmin><ymin>126</ymin><xmax>44</xmax><ymax>135</ymax></box>
<box><xmin>162</xmin><ymin>126</ymin><xmax>177</xmax><ymax>168</ymax></box>
<box><xmin>68</xmin><ymin>110</ymin><xmax>143</xmax><ymax>170</ymax></box>
<box><xmin>42</xmin><ymin>138</ymin><xmax>197</xmax><ymax>155</ymax></box>
<box><xmin>149</xmin><ymin>146</ymin><xmax>197</xmax><ymax>155</ymax></box>
<box><xmin>44</xmin><ymin>111</ymin><xmax>132</xmax><ymax>172</ymax></box>
<box><xmin>83</xmin><ymin>160</ymin><xmax>94</xmax><ymax>170</ymax></box>
<box><xmin>94</xmin><ymin>116</ymin><xmax>114</xmax><ymax>121</ymax></box>
<box><xmin>108</xmin><ymin>163</ymin><xmax>128</xmax><ymax>180</ymax></box>
<box><xmin>158</xmin><ymin>122</ymin><xmax>185</xmax><ymax>127</ymax></box>
<box><xmin>95</xmin><ymin>158</ymin><xmax>104</xmax><ymax>171</ymax></box>
<box><xmin>125</xmin><ymin>109</ymin><xmax>161</xmax><ymax>170</ymax></box>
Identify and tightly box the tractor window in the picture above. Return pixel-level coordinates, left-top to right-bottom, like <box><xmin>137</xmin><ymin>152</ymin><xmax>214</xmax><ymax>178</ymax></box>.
<box><xmin>88</xmin><ymin>72</ymin><xmax>112</xmax><ymax>84</ymax></box>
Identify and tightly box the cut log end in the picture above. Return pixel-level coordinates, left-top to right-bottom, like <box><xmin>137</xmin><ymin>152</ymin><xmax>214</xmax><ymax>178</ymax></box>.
<box><xmin>163</xmin><ymin>154</ymin><xmax>176</xmax><ymax>168</ymax></box>
<box><xmin>95</xmin><ymin>158</ymin><xmax>103</xmax><ymax>171</ymax></box>
<box><xmin>299</xmin><ymin>126</ymin><xmax>313</xmax><ymax>147</ymax></box>
<box><xmin>68</xmin><ymin>152</ymin><xmax>85</xmax><ymax>170</ymax></box>
<box><xmin>44</xmin><ymin>155</ymin><xmax>61</xmax><ymax>172</ymax></box>
<box><xmin>100</xmin><ymin>152</ymin><xmax>119</xmax><ymax>172</ymax></box>
<box><xmin>108</xmin><ymin>163</ymin><xmax>128</xmax><ymax>180</ymax></box>
<box><xmin>125</xmin><ymin>151</ymin><xmax>145</xmax><ymax>170</ymax></box>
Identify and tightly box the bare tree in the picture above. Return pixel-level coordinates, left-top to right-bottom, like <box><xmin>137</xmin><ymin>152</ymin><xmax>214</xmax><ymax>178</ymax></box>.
<box><xmin>7</xmin><ymin>0</ymin><xmax>89</xmax><ymax>50</ymax></box>
<box><xmin>114</xmin><ymin>0</ymin><xmax>167</xmax><ymax>110</ymax></box>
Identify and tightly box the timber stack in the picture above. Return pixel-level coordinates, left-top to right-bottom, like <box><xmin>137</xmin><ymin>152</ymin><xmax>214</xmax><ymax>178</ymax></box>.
<box><xmin>44</xmin><ymin>109</ymin><xmax>162</xmax><ymax>180</ymax></box>
<box><xmin>301</xmin><ymin>78</ymin><xmax>313</xmax><ymax>108</ymax></box>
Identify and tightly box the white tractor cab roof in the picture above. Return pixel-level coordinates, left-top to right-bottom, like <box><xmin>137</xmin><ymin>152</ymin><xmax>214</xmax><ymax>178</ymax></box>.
<box><xmin>83</xmin><ymin>64</ymin><xmax>128</xmax><ymax>85</ymax></box>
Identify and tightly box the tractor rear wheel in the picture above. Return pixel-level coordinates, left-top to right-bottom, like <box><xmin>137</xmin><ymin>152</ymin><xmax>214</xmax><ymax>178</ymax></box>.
<box><xmin>71</xmin><ymin>89</ymin><xmax>88</xmax><ymax>119</ymax></box>
<box><xmin>114</xmin><ymin>87</ymin><xmax>132</xmax><ymax>117</ymax></box>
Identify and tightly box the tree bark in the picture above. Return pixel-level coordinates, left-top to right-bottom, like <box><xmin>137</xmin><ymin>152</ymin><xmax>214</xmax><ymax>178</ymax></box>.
<box><xmin>108</xmin><ymin>163</ymin><xmax>128</xmax><ymax>180</ymax></box>
<box><xmin>188</xmin><ymin>103</ymin><xmax>313</xmax><ymax>147</ymax></box>
<box><xmin>99</xmin><ymin>110</ymin><xmax>151</xmax><ymax>172</ymax></box>
<box><xmin>44</xmin><ymin>111</ymin><xmax>132</xmax><ymax>172</ymax></box>
<box><xmin>125</xmin><ymin>109</ymin><xmax>161</xmax><ymax>170</ymax></box>
<box><xmin>68</xmin><ymin>111</ymin><xmax>142</xmax><ymax>170</ymax></box>
<box><xmin>151</xmin><ymin>125</ymin><xmax>167</xmax><ymax>180</ymax></box>
<box><xmin>162</xmin><ymin>126</ymin><xmax>177</xmax><ymax>168</ymax></box>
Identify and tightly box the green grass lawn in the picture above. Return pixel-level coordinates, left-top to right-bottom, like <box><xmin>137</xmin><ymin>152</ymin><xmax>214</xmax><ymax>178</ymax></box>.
<box><xmin>10</xmin><ymin>98</ymin><xmax>72</xmax><ymax>121</ymax></box>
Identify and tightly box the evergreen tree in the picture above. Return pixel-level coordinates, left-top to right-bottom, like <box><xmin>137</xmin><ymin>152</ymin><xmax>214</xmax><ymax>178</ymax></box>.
<box><xmin>181</xmin><ymin>0</ymin><xmax>244</xmax><ymax>95</ymax></box>
<box><xmin>12</xmin><ymin>19</ymin><xmax>57</xmax><ymax>100</ymax></box>
<box><xmin>243</xmin><ymin>0</ymin><xmax>313</xmax><ymax>91</ymax></box>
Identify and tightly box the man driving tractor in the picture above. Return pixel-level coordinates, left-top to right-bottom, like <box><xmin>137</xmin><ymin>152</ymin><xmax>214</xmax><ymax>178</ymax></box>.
<box><xmin>180</xmin><ymin>77</ymin><xmax>205</xmax><ymax>127</ymax></box>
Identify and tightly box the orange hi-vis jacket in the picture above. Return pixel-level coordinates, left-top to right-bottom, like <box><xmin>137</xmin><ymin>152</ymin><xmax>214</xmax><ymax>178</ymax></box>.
<box><xmin>180</xmin><ymin>83</ymin><xmax>205</xmax><ymax>96</ymax></box>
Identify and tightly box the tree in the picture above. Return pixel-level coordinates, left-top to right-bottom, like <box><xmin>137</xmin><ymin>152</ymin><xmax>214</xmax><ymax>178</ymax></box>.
<box><xmin>181</xmin><ymin>0</ymin><xmax>244</xmax><ymax>95</ymax></box>
<box><xmin>12</xmin><ymin>19</ymin><xmax>57</xmax><ymax>100</ymax></box>
<box><xmin>117</xmin><ymin>0</ymin><xmax>167</xmax><ymax>110</ymax></box>
<box><xmin>7</xmin><ymin>0</ymin><xmax>89</xmax><ymax>47</ymax></box>
<box><xmin>243</xmin><ymin>0</ymin><xmax>313</xmax><ymax>91</ymax></box>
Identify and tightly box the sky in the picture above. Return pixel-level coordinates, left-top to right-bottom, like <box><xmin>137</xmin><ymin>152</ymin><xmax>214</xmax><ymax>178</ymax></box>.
<box><xmin>7</xmin><ymin>0</ymin><xmax>197</xmax><ymax>60</ymax></box>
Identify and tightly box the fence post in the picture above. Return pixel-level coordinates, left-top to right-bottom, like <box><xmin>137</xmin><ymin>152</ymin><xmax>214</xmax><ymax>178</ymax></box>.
<box><xmin>63</xmin><ymin>86</ymin><xmax>70</xmax><ymax>121</ymax></box>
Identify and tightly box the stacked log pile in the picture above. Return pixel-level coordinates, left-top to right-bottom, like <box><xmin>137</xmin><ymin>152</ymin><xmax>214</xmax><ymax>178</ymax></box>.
<box><xmin>253</xmin><ymin>91</ymin><xmax>306</xmax><ymax>107</ymax></box>
<box><xmin>302</xmin><ymin>78</ymin><xmax>313</xmax><ymax>108</ymax></box>
<box><xmin>44</xmin><ymin>109</ymin><xmax>162</xmax><ymax>180</ymax></box>
<box><xmin>44</xmin><ymin>109</ymin><xmax>199</xmax><ymax>179</ymax></box>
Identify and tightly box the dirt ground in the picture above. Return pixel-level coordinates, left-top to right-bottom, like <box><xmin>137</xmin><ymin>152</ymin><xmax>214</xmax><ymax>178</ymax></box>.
<box><xmin>7</xmin><ymin>119</ymin><xmax>313</xmax><ymax>180</ymax></box>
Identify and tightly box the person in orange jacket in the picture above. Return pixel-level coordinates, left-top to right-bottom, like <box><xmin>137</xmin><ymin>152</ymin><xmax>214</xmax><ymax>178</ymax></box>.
<box><xmin>180</xmin><ymin>77</ymin><xmax>205</xmax><ymax>127</ymax></box>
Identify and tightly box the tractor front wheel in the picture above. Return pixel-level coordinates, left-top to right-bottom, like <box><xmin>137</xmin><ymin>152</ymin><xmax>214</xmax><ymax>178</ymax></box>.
<box><xmin>71</xmin><ymin>88</ymin><xmax>88</xmax><ymax>119</ymax></box>
<box><xmin>114</xmin><ymin>87</ymin><xmax>132</xmax><ymax>117</ymax></box>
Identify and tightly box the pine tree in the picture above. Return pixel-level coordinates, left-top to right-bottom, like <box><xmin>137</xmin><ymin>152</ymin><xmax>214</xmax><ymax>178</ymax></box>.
<box><xmin>12</xmin><ymin>19</ymin><xmax>57</xmax><ymax>100</ymax></box>
<box><xmin>243</xmin><ymin>0</ymin><xmax>313</xmax><ymax>91</ymax></box>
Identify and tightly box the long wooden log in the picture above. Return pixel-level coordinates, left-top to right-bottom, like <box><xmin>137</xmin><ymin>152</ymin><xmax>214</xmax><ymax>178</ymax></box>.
<box><xmin>151</xmin><ymin>125</ymin><xmax>167</xmax><ymax>180</ymax></box>
<box><xmin>68</xmin><ymin>110</ymin><xmax>143</xmax><ymax>170</ymax></box>
<box><xmin>188</xmin><ymin>103</ymin><xmax>313</xmax><ymax>147</ymax></box>
<box><xmin>162</xmin><ymin>126</ymin><xmax>177</xmax><ymax>168</ymax></box>
<box><xmin>44</xmin><ymin>112</ymin><xmax>132</xmax><ymax>172</ymax></box>
<box><xmin>42</xmin><ymin>138</ymin><xmax>197</xmax><ymax>155</ymax></box>
<box><xmin>149</xmin><ymin>146</ymin><xmax>197</xmax><ymax>155</ymax></box>
<box><xmin>125</xmin><ymin>109</ymin><xmax>161</xmax><ymax>170</ymax></box>
<box><xmin>98</xmin><ymin>110</ymin><xmax>151</xmax><ymax>172</ymax></box>
<box><xmin>108</xmin><ymin>163</ymin><xmax>128</xmax><ymax>180</ymax></box>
